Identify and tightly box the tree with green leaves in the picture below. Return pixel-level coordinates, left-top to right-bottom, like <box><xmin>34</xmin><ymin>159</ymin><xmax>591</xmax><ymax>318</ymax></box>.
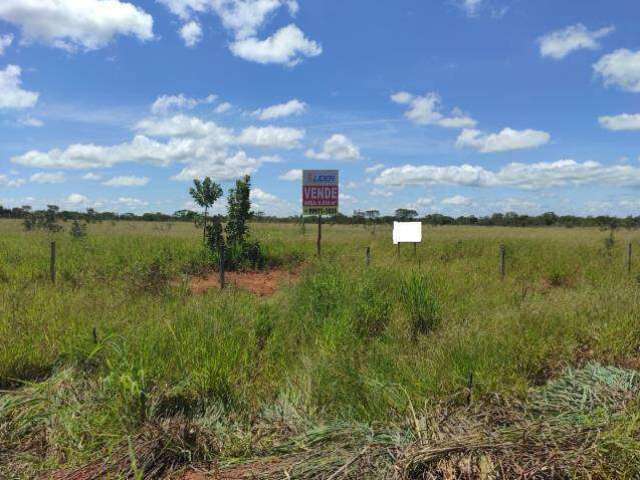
<box><xmin>225</xmin><ymin>175</ymin><xmax>253</xmax><ymax>246</ymax></box>
<box><xmin>395</xmin><ymin>208</ymin><xmax>418</xmax><ymax>221</ymax></box>
<box><xmin>189</xmin><ymin>177</ymin><xmax>223</xmax><ymax>242</ymax></box>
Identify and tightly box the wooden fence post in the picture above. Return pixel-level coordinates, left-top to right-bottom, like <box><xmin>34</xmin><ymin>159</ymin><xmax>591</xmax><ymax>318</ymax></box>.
<box><xmin>219</xmin><ymin>244</ymin><xmax>225</xmax><ymax>289</ymax></box>
<box><xmin>317</xmin><ymin>215</ymin><xmax>322</xmax><ymax>258</ymax></box>
<box><xmin>627</xmin><ymin>241</ymin><xmax>633</xmax><ymax>274</ymax></box>
<box><xmin>366</xmin><ymin>246</ymin><xmax>371</xmax><ymax>267</ymax></box>
<box><xmin>50</xmin><ymin>241</ymin><xmax>56</xmax><ymax>284</ymax></box>
<box><xmin>499</xmin><ymin>244</ymin><xmax>506</xmax><ymax>279</ymax></box>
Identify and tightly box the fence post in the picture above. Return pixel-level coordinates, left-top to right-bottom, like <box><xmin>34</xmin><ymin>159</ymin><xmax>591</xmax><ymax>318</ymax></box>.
<box><xmin>499</xmin><ymin>244</ymin><xmax>506</xmax><ymax>279</ymax></box>
<box><xmin>219</xmin><ymin>244</ymin><xmax>225</xmax><ymax>289</ymax></box>
<box><xmin>627</xmin><ymin>241</ymin><xmax>633</xmax><ymax>274</ymax></box>
<box><xmin>365</xmin><ymin>246</ymin><xmax>371</xmax><ymax>267</ymax></box>
<box><xmin>50</xmin><ymin>241</ymin><xmax>56</xmax><ymax>284</ymax></box>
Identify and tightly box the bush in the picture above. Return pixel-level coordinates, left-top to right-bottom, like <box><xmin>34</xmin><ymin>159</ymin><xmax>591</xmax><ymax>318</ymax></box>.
<box><xmin>400</xmin><ymin>272</ymin><xmax>440</xmax><ymax>336</ymax></box>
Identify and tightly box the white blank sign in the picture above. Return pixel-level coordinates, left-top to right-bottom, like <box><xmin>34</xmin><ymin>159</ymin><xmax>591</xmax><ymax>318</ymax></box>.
<box><xmin>393</xmin><ymin>222</ymin><xmax>422</xmax><ymax>244</ymax></box>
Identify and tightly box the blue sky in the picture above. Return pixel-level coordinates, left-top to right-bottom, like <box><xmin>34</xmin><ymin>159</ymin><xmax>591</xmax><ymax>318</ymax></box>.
<box><xmin>0</xmin><ymin>0</ymin><xmax>639</xmax><ymax>217</ymax></box>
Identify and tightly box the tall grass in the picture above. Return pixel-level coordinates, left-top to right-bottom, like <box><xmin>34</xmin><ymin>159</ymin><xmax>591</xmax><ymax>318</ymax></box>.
<box><xmin>1</xmin><ymin>220</ymin><xmax>640</xmax><ymax>476</ymax></box>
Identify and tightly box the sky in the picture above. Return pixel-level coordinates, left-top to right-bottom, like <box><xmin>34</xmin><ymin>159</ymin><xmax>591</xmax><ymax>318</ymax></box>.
<box><xmin>0</xmin><ymin>0</ymin><xmax>639</xmax><ymax>217</ymax></box>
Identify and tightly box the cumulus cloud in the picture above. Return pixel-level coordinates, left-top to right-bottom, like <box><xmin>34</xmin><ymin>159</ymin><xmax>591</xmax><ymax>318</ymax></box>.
<box><xmin>12</xmin><ymin>112</ymin><xmax>305</xmax><ymax>185</ymax></box>
<box><xmin>237</xmin><ymin>125</ymin><xmax>304</xmax><ymax>149</ymax></box>
<box><xmin>253</xmin><ymin>99</ymin><xmax>307</xmax><ymax>120</ymax></box>
<box><xmin>391</xmin><ymin>91</ymin><xmax>476</xmax><ymax>128</ymax></box>
<box><xmin>539</xmin><ymin>24</ymin><xmax>614</xmax><ymax>60</ymax></box>
<box><xmin>0</xmin><ymin>33</ymin><xmax>13</xmax><ymax>55</ymax></box>
<box><xmin>115</xmin><ymin>197</ymin><xmax>149</xmax><ymax>207</ymax></box>
<box><xmin>151</xmin><ymin>93</ymin><xmax>218</xmax><ymax>115</ymax></box>
<box><xmin>458</xmin><ymin>0</ymin><xmax>483</xmax><ymax>16</ymax></box>
<box><xmin>103</xmin><ymin>175</ymin><xmax>149</xmax><ymax>187</ymax></box>
<box><xmin>0</xmin><ymin>65</ymin><xmax>39</xmax><ymax>109</ymax></box>
<box><xmin>442</xmin><ymin>195</ymin><xmax>472</xmax><ymax>206</ymax></box>
<box><xmin>180</xmin><ymin>21</ymin><xmax>202</xmax><ymax>47</ymax></box>
<box><xmin>306</xmin><ymin>134</ymin><xmax>361</xmax><ymax>161</ymax></box>
<box><xmin>66</xmin><ymin>193</ymin><xmax>89</xmax><ymax>205</ymax></box>
<box><xmin>369</xmin><ymin>188</ymin><xmax>393</xmax><ymax>198</ymax></box>
<box><xmin>215</xmin><ymin>102</ymin><xmax>232</xmax><ymax>114</ymax></box>
<box><xmin>157</xmin><ymin>0</ymin><xmax>317</xmax><ymax>66</ymax></box>
<box><xmin>83</xmin><ymin>172</ymin><xmax>102</xmax><ymax>181</ymax></box>
<box><xmin>0</xmin><ymin>174</ymin><xmax>26</xmax><ymax>188</ymax></box>
<box><xmin>0</xmin><ymin>0</ymin><xmax>154</xmax><ymax>51</ymax></box>
<box><xmin>599</xmin><ymin>113</ymin><xmax>640</xmax><ymax>131</ymax></box>
<box><xmin>594</xmin><ymin>49</ymin><xmax>640</xmax><ymax>93</ymax></box>
<box><xmin>134</xmin><ymin>115</ymin><xmax>234</xmax><ymax>141</ymax></box>
<box><xmin>365</xmin><ymin>163</ymin><xmax>385</xmax><ymax>174</ymax></box>
<box><xmin>30</xmin><ymin>172</ymin><xmax>66</xmax><ymax>184</ymax></box>
<box><xmin>278</xmin><ymin>169</ymin><xmax>302</xmax><ymax>181</ymax></box>
<box><xmin>171</xmin><ymin>150</ymin><xmax>263</xmax><ymax>181</ymax></box>
<box><xmin>374</xmin><ymin>159</ymin><xmax>640</xmax><ymax>190</ymax></box>
<box><xmin>230</xmin><ymin>24</ymin><xmax>321</xmax><ymax>66</ymax></box>
<box><xmin>456</xmin><ymin>127</ymin><xmax>550</xmax><ymax>153</ymax></box>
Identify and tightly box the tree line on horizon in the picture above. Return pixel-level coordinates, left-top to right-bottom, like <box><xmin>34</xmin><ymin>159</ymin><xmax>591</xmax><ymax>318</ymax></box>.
<box><xmin>3</xmin><ymin>204</ymin><xmax>640</xmax><ymax>229</ymax></box>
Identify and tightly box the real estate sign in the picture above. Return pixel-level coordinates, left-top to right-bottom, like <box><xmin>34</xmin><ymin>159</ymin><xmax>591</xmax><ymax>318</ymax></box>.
<box><xmin>302</xmin><ymin>170</ymin><xmax>339</xmax><ymax>215</ymax></box>
<box><xmin>393</xmin><ymin>222</ymin><xmax>422</xmax><ymax>245</ymax></box>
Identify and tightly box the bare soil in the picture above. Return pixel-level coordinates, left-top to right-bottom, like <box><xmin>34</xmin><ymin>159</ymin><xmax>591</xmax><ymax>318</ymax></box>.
<box><xmin>186</xmin><ymin>269</ymin><xmax>299</xmax><ymax>297</ymax></box>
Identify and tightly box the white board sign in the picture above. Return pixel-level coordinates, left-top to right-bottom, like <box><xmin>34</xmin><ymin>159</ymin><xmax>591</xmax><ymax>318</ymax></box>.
<box><xmin>393</xmin><ymin>222</ymin><xmax>422</xmax><ymax>245</ymax></box>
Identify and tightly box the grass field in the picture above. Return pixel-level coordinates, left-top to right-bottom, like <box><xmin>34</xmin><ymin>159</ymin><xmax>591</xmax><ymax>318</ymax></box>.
<box><xmin>2</xmin><ymin>219</ymin><xmax>640</xmax><ymax>478</ymax></box>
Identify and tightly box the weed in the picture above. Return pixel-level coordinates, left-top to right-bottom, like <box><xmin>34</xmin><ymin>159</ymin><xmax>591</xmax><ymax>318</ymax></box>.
<box><xmin>400</xmin><ymin>271</ymin><xmax>441</xmax><ymax>336</ymax></box>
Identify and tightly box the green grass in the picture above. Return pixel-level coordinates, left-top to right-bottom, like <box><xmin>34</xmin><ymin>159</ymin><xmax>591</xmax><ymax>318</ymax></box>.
<box><xmin>1</xmin><ymin>219</ymin><xmax>640</xmax><ymax>477</ymax></box>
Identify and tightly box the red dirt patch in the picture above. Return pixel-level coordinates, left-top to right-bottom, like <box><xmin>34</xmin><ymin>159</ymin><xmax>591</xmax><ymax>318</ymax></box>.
<box><xmin>187</xmin><ymin>269</ymin><xmax>299</xmax><ymax>297</ymax></box>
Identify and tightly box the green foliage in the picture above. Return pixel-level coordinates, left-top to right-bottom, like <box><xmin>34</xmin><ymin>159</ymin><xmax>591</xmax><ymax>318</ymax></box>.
<box><xmin>400</xmin><ymin>271</ymin><xmax>440</xmax><ymax>336</ymax></box>
<box><xmin>189</xmin><ymin>177</ymin><xmax>223</xmax><ymax>241</ymax></box>
<box><xmin>69</xmin><ymin>219</ymin><xmax>88</xmax><ymax>239</ymax></box>
<box><xmin>23</xmin><ymin>205</ymin><xmax>63</xmax><ymax>234</ymax></box>
<box><xmin>353</xmin><ymin>271</ymin><xmax>392</xmax><ymax>337</ymax></box>
<box><xmin>225</xmin><ymin>175</ymin><xmax>252</xmax><ymax>246</ymax></box>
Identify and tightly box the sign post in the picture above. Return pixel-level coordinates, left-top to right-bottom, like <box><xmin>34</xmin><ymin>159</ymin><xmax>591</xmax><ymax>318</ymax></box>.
<box><xmin>303</xmin><ymin>170</ymin><xmax>339</xmax><ymax>258</ymax></box>
<box><xmin>393</xmin><ymin>222</ymin><xmax>422</xmax><ymax>259</ymax></box>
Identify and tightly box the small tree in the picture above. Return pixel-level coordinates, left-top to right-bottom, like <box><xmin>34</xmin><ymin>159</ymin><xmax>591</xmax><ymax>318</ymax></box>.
<box><xmin>225</xmin><ymin>175</ymin><xmax>253</xmax><ymax>246</ymax></box>
<box><xmin>189</xmin><ymin>177</ymin><xmax>223</xmax><ymax>242</ymax></box>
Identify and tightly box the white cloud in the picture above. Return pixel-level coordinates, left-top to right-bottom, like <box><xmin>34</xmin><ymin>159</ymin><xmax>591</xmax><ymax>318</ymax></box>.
<box><xmin>599</xmin><ymin>113</ymin><xmax>640</xmax><ymax>131</ymax></box>
<box><xmin>19</xmin><ymin>116</ymin><xmax>44</xmax><ymax>127</ymax></box>
<box><xmin>594</xmin><ymin>49</ymin><xmax>640</xmax><ymax>93</ymax></box>
<box><xmin>0</xmin><ymin>65</ymin><xmax>39</xmax><ymax>109</ymax></box>
<box><xmin>30</xmin><ymin>172</ymin><xmax>66</xmax><ymax>184</ymax></box>
<box><xmin>369</xmin><ymin>188</ymin><xmax>393</xmax><ymax>198</ymax></box>
<box><xmin>134</xmin><ymin>115</ymin><xmax>234</xmax><ymax>141</ymax></box>
<box><xmin>442</xmin><ymin>195</ymin><xmax>472</xmax><ymax>206</ymax></box>
<box><xmin>539</xmin><ymin>24</ymin><xmax>614</xmax><ymax>60</ymax></box>
<box><xmin>0</xmin><ymin>174</ymin><xmax>25</xmax><ymax>188</ymax></box>
<box><xmin>365</xmin><ymin>163</ymin><xmax>385</xmax><ymax>174</ymax></box>
<box><xmin>180</xmin><ymin>21</ymin><xmax>202</xmax><ymax>47</ymax></box>
<box><xmin>215</xmin><ymin>102</ymin><xmax>232</xmax><ymax>114</ymax></box>
<box><xmin>0</xmin><ymin>0</ymin><xmax>153</xmax><ymax>51</ymax></box>
<box><xmin>171</xmin><ymin>150</ymin><xmax>262</xmax><ymax>181</ymax></box>
<box><xmin>391</xmin><ymin>91</ymin><xmax>476</xmax><ymax>128</ymax></box>
<box><xmin>0</xmin><ymin>33</ymin><xmax>13</xmax><ymax>55</ymax></box>
<box><xmin>459</xmin><ymin>0</ymin><xmax>483</xmax><ymax>16</ymax></box>
<box><xmin>250</xmin><ymin>187</ymin><xmax>294</xmax><ymax>215</ymax></box>
<box><xmin>66</xmin><ymin>193</ymin><xmax>89</xmax><ymax>205</ymax></box>
<box><xmin>151</xmin><ymin>93</ymin><xmax>217</xmax><ymax>115</ymax></box>
<box><xmin>278</xmin><ymin>169</ymin><xmax>302</xmax><ymax>181</ymax></box>
<box><xmin>253</xmin><ymin>98</ymin><xmax>307</xmax><ymax>120</ymax></box>
<box><xmin>103</xmin><ymin>175</ymin><xmax>149</xmax><ymax>187</ymax></box>
<box><xmin>306</xmin><ymin>134</ymin><xmax>361</xmax><ymax>161</ymax></box>
<box><xmin>456</xmin><ymin>127</ymin><xmax>550</xmax><ymax>153</ymax></box>
<box><xmin>83</xmin><ymin>172</ymin><xmax>102</xmax><ymax>181</ymax></box>
<box><xmin>375</xmin><ymin>159</ymin><xmax>640</xmax><ymax>190</ymax></box>
<box><xmin>230</xmin><ymin>24</ymin><xmax>321</xmax><ymax>66</ymax></box>
<box><xmin>115</xmin><ymin>197</ymin><xmax>149</xmax><ymax>207</ymax></box>
<box><xmin>237</xmin><ymin>125</ymin><xmax>304</xmax><ymax>149</ymax></box>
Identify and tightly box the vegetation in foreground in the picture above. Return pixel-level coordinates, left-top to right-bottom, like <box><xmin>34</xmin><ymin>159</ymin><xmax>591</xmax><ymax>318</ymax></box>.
<box><xmin>1</xmin><ymin>220</ymin><xmax>640</xmax><ymax>478</ymax></box>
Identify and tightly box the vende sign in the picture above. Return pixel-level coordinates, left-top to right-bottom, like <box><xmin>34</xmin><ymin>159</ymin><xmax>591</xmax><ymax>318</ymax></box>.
<box><xmin>302</xmin><ymin>170</ymin><xmax>339</xmax><ymax>215</ymax></box>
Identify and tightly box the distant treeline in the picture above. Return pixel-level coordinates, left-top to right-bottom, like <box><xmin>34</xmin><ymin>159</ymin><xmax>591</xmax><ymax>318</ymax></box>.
<box><xmin>2</xmin><ymin>205</ymin><xmax>638</xmax><ymax>229</ymax></box>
